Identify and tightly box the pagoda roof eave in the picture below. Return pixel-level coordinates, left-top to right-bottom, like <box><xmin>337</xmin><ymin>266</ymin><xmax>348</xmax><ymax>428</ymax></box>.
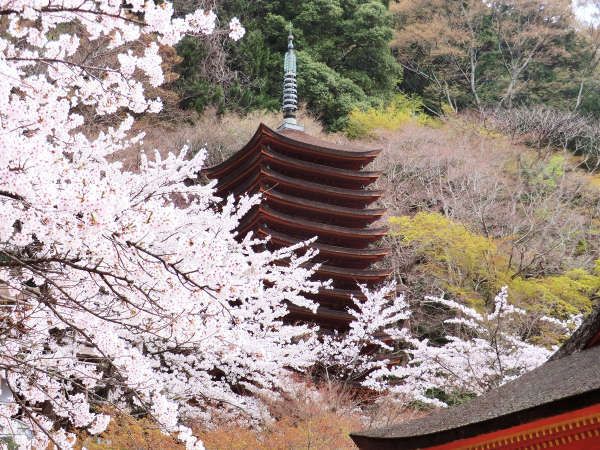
<box><xmin>273</xmin><ymin>126</ymin><xmax>382</xmax><ymax>158</ymax></box>
<box><xmin>213</xmin><ymin>151</ymin><xmax>262</xmax><ymax>194</ymax></box>
<box><xmin>262</xmin><ymin>167</ymin><xmax>383</xmax><ymax>201</ymax></box>
<box><xmin>213</xmin><ymin>148</ymin><xmax>383</xmax><ymax>195</ymax></box>
<box><xmin>229</xmin><ymin>171</ymin><xmax>261</xmax><ymax>198</ymax></box>
<box><xmin>313</xmin><ymin>264</ymin><xmax>391</xmax><ymax>281</ymax></box>
<box><xmin>204</xmin><ymin>123</ymin><xmax>268</xmax><ymax>178</ymax></box>
<box><xmin>262</xmin><ymin>147</ymin><xmax>382</xmax><ymax>184</ymax></box>
<box><xmin>258</xmin><ymin>227</ymin><xmax>389</xmax><ymax>260</ymax></box>
<box><xmin>315</xmin><ymin>288</ymin><xmax>367</xmax><ymax>301</ymax></box>
<box><xmin>261</xmin><ymin>190</ymin><xmax>385</xmax><ymax>224</ymax></box>
<box><xmin>286</xmin><ymin>304</ymin><xmax>354</xmax><ymax>325</ymax></box>
<box><xmin>261</xmin><ymin>206</ymin><xmax>388</xmax><ymax>236</ymax></box>
<box><xmin>312</xmin><ymin>287</ymin><xmax>394</xmax><ymax>302</ymax></box>
<box><xmin>237</xmin><ymin>206</ymin><xmax>388</xmax><ymax>241</ymax></box>
<box><xmin>205</xmin><ymin>123</ymin><xmax>382</xmax><ymax>178</ymax></box>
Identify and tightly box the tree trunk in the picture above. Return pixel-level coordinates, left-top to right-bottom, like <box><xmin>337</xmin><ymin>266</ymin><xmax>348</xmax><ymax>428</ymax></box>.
<box><xmin>444</xmin><ymin>81</ymin><xmax>456</xmax><ymax>112</ymax></box>
<box><xmin>470</xmin><ymin>49</ymin><xmax>481</xmax><ymax>111</ymax></box>
<box><xmin>575</xmin><ymin>80</ymin><xmax>584</xmax><ymax>110</ymax></box>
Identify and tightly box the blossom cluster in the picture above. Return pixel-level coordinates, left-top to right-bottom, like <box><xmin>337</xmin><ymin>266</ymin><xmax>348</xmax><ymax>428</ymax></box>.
<box><xmin>229</xmin><ymin>18</ymin><xmax>246</xmax><ymax>41</ymax></box>
<box><xmin>362</xmin><ymin>287</ymin><xmax>575</xmax><ymax>407</ymax></box>
<box><xmin>313</xmin><ymin>283</ymin><xmax>578</xmax><ymax>409</ymax></box>
<box><xmin>315</xmin><ymin>282</ymin><xmax>411</xmax><ymax>383</ymax></box>
<box><xmin>0</xmin><ymin>2</ymin><xmax>333</xmax><ymax>449</ymax></box>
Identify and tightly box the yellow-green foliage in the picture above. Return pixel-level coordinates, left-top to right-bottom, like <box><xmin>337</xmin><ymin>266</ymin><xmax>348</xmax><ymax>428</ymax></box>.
<box><xmin>510</xmin><ymin>269</ymin><xmax>600</xmax><ymax>318</ymax></box>
<box><xmin>474</xmin><ymin>124</ymin><xmax>504</xmax><ymax>139</ymax></box>
<box><xmin>441</xmin><ymin>102</ymin><xmax>456</xmax><ymax>117</ymax></box>
<box><xmin>537</xmin><ymin>154</ymin><xmax>565</xmax><ymax>188</ymax></box>
<box><xmin>390</xmin><ymin>213</ymin><xmax>507</xmax><ymax>309</ymax></box>
<box><xmin>389</xmin><ymin>212</ymin><xmax>598</xmax><ymax>318</ymax></box>
<box><xmin>346</xmin><ymin>94</ymin><xmax>439</xmax><ymax>139</ymax></box>
<box><xmin>511</xmin><ymin>152</ymin><xmax>567</xmax><ymax>192</ymax></box>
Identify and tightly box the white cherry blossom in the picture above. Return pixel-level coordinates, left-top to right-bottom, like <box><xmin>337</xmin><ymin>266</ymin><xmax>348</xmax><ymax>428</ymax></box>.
<box><xmin>0</xmin><ymin>2</ymin><xmax>330</xmax><ymax>448</ymax></box>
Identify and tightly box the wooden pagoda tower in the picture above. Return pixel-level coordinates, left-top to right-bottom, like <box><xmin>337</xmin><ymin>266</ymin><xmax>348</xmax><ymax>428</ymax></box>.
<box><xmin>204</xmin><ymin>25</ymin><xmax>390</xmax><ymax>329</ymax></box>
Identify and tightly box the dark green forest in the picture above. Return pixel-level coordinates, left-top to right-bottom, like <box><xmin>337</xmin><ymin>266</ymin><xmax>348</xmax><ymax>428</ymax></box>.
<box><xmin>172</xmin><ymin>0</ymin><xmax>600</xmax><ymax>132</ymax></box>
<box><xmin>174</xmin><ymin>0</ymin><xmax>400</xmax><ymax>130</ymax></box>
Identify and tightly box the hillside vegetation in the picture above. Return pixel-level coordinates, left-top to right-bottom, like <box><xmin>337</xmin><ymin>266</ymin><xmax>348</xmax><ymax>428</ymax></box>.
<box><xmin>172</xmin><ymin>1</ymin><xmax>600</xmax><ymax>129</ymax></box>
<box><xmin>102</xmin><ymin>0</ymin><xmax>600</xmax><ymax>447</ymax></box>
<box><xmin>366</xmin><ymin>113</ymin><xmax>600</xmax><ymax>310</ymax></box>
<box><xmin>4</xmin><ymin>1</ymin><xmax>600</xmax><ymax>449</ymax></box>
<box><xmin>363</xmin><ymin>112</ymin><xmax>600</xmax><ymax>344</ymax></box>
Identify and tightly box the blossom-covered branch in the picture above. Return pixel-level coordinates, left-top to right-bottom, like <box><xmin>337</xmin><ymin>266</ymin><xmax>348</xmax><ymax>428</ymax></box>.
<box><xmin>0</xmin><ymin>2</ymin><xmax>337</xmax><ymax>449</ymax></box>
<box><xmin>364</xmin><ymin>287</ymin><xmax>576</xmax><ymax>407</ymax></box>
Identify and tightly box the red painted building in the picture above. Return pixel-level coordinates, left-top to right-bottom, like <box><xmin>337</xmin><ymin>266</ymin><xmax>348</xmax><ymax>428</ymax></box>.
<box><xmin>350</xmin><ymin>307</ymin><xmax>600</xmax><ymax>449</ymax></box>
<box><xmin>203</xmin><ymin>25</ymin><xmax>390</xmax><ymax>329</ymax></box>
<box><xmin>204</xmin><ymin>123</ymin><xmax>390</xmax><ymax>329</ymax></box>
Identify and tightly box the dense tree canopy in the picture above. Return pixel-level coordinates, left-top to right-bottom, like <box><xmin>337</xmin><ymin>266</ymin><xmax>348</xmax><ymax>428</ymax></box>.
<box><xmin>174</xmin><ymin>0</ymin><xmax>401</xmax><ymax>130</ymax></box>
<box><xmin>392</xmin><ymin>0</ymin><xmax>600</xmax><ymax>116</ymax></box>
<box><xmin>172</xmin><ymin>0</ymin><xmax>600</xmax><ymax>129</ymax></box>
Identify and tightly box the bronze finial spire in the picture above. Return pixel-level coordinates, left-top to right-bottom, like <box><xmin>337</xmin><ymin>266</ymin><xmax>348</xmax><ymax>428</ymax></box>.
<box><xmin>279</xmin><ymin>22</ymin><xmax>304</xmax><ymax>131</ymax></box>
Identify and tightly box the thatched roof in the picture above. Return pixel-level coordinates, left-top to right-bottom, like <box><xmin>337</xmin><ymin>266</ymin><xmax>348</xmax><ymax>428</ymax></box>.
<box><xmin>351</xmin><ymin>345</ymin><xmax>600</xmax><ymax>449</ymax></box>
<box><xmin>350</xmin><ymin>305</ymin><xmax>600</xmax><ymax>450</ymax></box>
<box><xmin>549</xmin><ymin>306</ymin><xmax>600</xmax><ymax>361</ymax></box>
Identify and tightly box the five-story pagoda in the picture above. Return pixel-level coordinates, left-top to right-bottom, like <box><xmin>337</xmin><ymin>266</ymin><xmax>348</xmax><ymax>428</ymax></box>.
<box><xmin>204</xmin><ymin>25</ymin><xmax>390</xmax><ymax>329</ymax></box>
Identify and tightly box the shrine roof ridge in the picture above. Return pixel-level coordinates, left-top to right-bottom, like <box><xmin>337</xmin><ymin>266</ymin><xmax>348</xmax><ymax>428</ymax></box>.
<box><xmin>350</xmin><ymin>344</ymin><xmax>600</xmax><ymax>449</ymax></box>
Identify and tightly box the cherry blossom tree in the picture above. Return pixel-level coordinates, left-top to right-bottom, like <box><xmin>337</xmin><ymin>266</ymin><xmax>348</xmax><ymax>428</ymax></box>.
<box><xmin>364</xmin><ymin>287</ymin><xmax>578</xmax><ymax>407</ymax></box>
<box><xmin>0</xmin><ymin>2</ymin><xmax>329</xmax><ymax>448</ymax></box>
<box><xmin>313</xmin><ymin>283</ymin><xmax>577</xmax><ymax>409</ymax></box>
<box><xmin>314</xmin><ymin>282</ymin><xmax>411</xmax><ymax>387</ymax></box>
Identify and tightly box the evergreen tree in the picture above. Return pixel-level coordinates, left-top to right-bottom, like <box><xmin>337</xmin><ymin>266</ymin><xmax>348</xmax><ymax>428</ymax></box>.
<box><xmin>174</xmin><ymin>0</ymin><xmax>401</xmax><ymax>130</ymax></box>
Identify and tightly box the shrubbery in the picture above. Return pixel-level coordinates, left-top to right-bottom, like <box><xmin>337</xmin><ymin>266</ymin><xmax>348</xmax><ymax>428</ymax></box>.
<box><xmin>494</xmin><ymin>106</ymin><xmax>600</xmax><ymax>169</ymax></box>
<box><xmin>389</xmin><ymin>213</ymin><xmax>599</xmax><ymax>325</ymax></box>
<box><xmin>345</xmin><ymin>95</ymin><xmax>439</xmax><ymax>139</ymax></box>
